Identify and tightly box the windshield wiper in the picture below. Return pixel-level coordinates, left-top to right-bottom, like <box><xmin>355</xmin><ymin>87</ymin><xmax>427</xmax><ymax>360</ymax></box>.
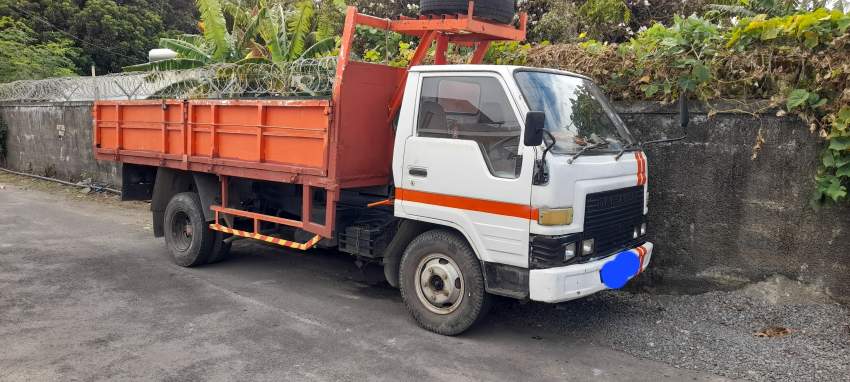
<box><xmin>568</xmin><ymin>141</ymin><xmax>609</xmax><ymax>164</ymax></box>
<box><xmin>614</xmin><ymin>142</ymin><xmax>642</xmax><ymax>161</ymax></box>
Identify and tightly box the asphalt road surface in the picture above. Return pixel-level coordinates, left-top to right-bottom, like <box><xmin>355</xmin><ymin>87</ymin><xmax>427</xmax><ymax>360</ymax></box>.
<box><xmin>0</xmin><ymin>177</ymin><xmax>730</xmax><ymax>381</ymax></box>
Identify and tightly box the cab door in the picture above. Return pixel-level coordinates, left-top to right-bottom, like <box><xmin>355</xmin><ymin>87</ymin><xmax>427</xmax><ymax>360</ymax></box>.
<box><xmin>397</xmin><ymin>73</ymin><xmax>534</xmax><ymax>268</ymax></box>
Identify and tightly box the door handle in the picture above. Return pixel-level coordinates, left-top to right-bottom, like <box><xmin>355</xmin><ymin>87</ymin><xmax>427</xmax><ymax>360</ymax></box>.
<box><xmin>409</xmin><ymin>167</ymin><xmax>428</xmax><ymax>177</ymax></box>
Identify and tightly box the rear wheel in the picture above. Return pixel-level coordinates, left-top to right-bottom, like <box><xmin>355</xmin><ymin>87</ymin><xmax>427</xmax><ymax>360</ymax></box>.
<box><xmin>163</xmin><ymin>192</ymin><xmax>225</xmax><ymax>267</ymax></box>
<box><xmin>206</xmin><ymin>237</ymin><xmax>232</xmax><ymax>264</ymax></box>
<box><xmin>399</xmin><ymin>229</ymin><xmax>492</xmax><ymax>335</ymax></box>
<box><xmin>420</xmin><ymin>0</ymin><xmax>516</xmax><ymax>24</ymax></box>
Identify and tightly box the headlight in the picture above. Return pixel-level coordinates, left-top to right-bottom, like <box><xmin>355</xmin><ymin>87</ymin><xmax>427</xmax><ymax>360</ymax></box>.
<box><xmin>640</xmin><ymin>222</ymin><xmax>647</xmax><ymax>236</ymax></box>
<box><xmin>581</xmin><ymin>238</ymin><xmax>595</xmax><ymax>255</ymax></box>
<box><xmin>564</xmin><ymin>242</ymin><xmax>577</xmax><ymax>261</ymax></box>
<box><xmin>633</xmin><ymin>226</ymin><xmax>640</xmax><ymax>239</ymax></box>
<box><xmin>537</xmin><ymin>208</ymin><xmax>573</xmax><ymax>226</ymax></box>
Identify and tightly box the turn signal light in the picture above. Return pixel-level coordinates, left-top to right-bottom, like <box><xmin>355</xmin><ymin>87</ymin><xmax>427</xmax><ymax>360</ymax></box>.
<box><xmin>537</xmin><ymin>208</ymin><xmax>573</xmax><ymax>226</ymax></box>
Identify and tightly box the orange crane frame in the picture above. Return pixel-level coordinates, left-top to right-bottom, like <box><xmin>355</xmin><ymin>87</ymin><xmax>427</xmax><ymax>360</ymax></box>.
<box><xmin>334</xmin><ymin>2</ymin><xmax>528</xmax><ymax>122</ymax></box>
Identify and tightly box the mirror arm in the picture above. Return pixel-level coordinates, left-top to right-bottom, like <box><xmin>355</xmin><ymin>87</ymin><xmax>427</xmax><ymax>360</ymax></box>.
<box><xmin>533</xmin><ymin>130</ymin><xmax>556</xmax><ymax>185</ymax></box>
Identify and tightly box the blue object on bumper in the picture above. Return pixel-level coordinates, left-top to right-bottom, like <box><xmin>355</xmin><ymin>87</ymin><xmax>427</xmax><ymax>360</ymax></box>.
<box><xmin>600</xmin><ymin>251</ymin><xmax>641</xmax><ymax>289</ymax></box>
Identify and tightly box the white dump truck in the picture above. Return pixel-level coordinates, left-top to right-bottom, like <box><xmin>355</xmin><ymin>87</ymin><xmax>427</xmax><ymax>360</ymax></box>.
<box><xmin>95</xmin><ymin>4</ymin><xmax>687</xmax><ymax>335</ymax></box>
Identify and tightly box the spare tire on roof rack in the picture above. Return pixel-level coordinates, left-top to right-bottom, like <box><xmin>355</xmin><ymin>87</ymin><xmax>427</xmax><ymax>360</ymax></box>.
<box><xmin>419</xmin><ymin>0</ymin><xmax>517</xmax><ymax>25</ymax></box>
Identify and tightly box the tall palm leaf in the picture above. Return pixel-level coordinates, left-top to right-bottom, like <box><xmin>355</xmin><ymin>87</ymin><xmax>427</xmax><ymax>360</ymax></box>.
<box><xmin>260</xmin><ymin>3</ymin><xmax>288</xmax><ymax>62</ymax></box>
<box><xmin>237</xmin><ymin>8</ymin><xmax>267</xmax><ymax>55</ymax></box>
<box><xmin>175</xmin><ymin>34</ymin><xmax>209</xmax><ymax>48</ymax></box>
<box><xmin>196</xmin><ymin>0</ymin><xmax>233</xmax><ymax>60</ymax></box>
<box><xmin>286</xmin><ymin>0</ymin><xmax>315</xmax><ymax>60</ymax></box>
<box><xmin>299</xmin><ymin>36</ymin><xmax>336</xmax><ymax>59</ymax></box>
<box><xmin>159</xmin><ymin>38</ymin><xmax>213</xmax><ymax>63</ymax></box>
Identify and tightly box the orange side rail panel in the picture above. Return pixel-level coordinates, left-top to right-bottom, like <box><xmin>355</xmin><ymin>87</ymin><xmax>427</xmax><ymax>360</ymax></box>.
<box><xmin>94</xmin><ymin>99</ymin><xmax>332</xmax><ymax>178</ymax></box>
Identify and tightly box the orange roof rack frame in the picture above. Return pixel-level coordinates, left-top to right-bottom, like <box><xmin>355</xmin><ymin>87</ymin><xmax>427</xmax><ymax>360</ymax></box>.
<box><xmin>334</xmin><ymin>1</ymin><xmax>528</xmax><ymax>121</ymax></box>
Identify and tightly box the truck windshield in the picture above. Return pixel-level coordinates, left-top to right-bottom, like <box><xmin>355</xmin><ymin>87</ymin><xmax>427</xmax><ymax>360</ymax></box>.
<box><xmin>514</xmin><ymin>71</ymin><xmax>634</xmax><ymax>155</ymax></box>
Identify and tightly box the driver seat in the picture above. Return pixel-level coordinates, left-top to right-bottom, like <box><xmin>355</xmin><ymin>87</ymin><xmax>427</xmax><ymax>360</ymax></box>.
<box><xmin>418</xmin><ymin>101</ymin><xmax>449</xmax><ymax>137</ymax></box>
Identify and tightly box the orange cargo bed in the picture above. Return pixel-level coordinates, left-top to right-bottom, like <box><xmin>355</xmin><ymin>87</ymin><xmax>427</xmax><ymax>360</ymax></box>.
<box><xmin>94</xmin><ymin>61</ymin><xmax>404</xmax><ymax>190</ymax></box>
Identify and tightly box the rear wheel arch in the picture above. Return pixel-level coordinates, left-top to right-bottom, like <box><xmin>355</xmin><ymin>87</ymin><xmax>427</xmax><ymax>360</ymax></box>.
<box><xmin>191</xmin><ymin>172</ymin><xmax>222</xmax><ymax>222</ymax></box>
<box><xmin>151</xmin><ymin>169</ymin><xmax>221</xmax><ymax>237</ymax></box>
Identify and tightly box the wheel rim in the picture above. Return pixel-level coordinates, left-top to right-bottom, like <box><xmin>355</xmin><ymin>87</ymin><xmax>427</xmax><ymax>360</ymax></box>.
<box><xmin>170</xmin><ymin>211</ymin><xmax>193</xmax><ymax>252</ymax></box>
<box><xmin>414</xmin><ymin>253</ymin><xmax>464</xmax><ymax>315</ymax></box>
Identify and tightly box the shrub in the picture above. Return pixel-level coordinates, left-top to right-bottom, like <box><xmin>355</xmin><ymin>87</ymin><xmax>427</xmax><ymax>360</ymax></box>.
<box><xmin>533</xmin><ymin>1</ymin><xmax>581</xmax><ymax>43</ymax></box>
<box><xmin>578</xmin><ymin>0</ymin><xmax>632</xmax><ymax>41</ymax></box>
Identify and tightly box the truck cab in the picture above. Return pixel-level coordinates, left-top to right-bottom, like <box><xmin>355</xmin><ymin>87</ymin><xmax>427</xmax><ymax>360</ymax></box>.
<box><xmin>390</xmin><ymin>65</ymin><xmax>652</xmax><ymax>332</ymax></box>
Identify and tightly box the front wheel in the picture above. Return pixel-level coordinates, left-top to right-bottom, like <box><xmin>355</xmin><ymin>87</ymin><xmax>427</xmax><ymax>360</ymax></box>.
<box><xmin>399</xmin><ymin>229</ymin><xmax>492</xmax><ymax>335</ymax></box>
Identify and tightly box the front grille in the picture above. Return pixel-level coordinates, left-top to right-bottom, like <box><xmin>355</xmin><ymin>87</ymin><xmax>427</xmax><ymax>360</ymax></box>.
<box><xmin>584</xmin><ymin>186</ymin><xmax>645</xmax><ymax>256</ymax></box>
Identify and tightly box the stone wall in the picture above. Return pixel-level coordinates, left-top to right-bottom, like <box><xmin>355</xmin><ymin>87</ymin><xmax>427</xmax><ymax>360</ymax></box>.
<box><xmin>0</xmin><ymin>102</ymin><xmax>120</xmax><ymax>186</ymax></box>
<box><xmin>618</xmin><ymin>101</ymin><xmax>850</xmax><ymax>303</ymax></box>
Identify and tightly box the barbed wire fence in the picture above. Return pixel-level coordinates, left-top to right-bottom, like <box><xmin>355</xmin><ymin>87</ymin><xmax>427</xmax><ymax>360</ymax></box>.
<box><xmin>0</xmin><ymin>58</ymin><xmax>337</xmax><ymax>103</ymax></box>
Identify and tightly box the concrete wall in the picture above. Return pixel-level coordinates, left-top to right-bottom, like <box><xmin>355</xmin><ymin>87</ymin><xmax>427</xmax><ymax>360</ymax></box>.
<box><xmin>618</xmin><ymin>101</ymin><xmax>850</xmax><ymax>303</ymax></box>
<box><xmin>0</xmin><ymin>102</ymin><xmax>120</xmax><ymax>186</ymax></box>
<box><xmin>1</xmin><ymin>101</ymin><xmax>847</xmax><ymax>302</ymax></box>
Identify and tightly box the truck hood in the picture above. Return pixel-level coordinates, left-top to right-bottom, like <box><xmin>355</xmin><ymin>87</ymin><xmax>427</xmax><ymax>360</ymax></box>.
<box><xmin>530</xmin><ymin>151</ymin><xmax>647</xmax><ymax>236</ymax></box>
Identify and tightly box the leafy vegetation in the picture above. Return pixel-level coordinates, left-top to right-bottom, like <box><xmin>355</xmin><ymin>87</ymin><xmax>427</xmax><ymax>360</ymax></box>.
<box><xmin>0</xmin><ymin>0</ymin><xmax>199</xmax><ymax>75</ymax></box>
<box><xmin>521</xmin><ymin>8</ymin><xmax>850</xmax><ymax>204</ymax></box>
<box><xmin>520</xmin><ymin>0</ymin><xmax>849</xmax><ymax>42</ymax></box>
<box><xmin>350</xmin><ymin>0</ymin><xmax>418</xmax><ymax>19</ymax></box>
<box><xmin>125</xmin><ymin>0</ymin><xmax>345</xmax><ymax>71</ymax></box>
<box><xmin>0</xmin><ymin>16</ymin><xmax>79</xmax><ymax>82</ymax></box>
<box><xmin>577</xmin><ymin>0</ymin><xmax>632</xmax><ymax>41</ymax></box>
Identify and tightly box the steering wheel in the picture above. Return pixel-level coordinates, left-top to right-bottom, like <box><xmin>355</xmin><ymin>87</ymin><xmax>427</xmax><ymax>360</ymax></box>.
<box><xmin>487</xmin><ymin>135</ymin><xmax>520</xmax><ymax>157</ymax></box>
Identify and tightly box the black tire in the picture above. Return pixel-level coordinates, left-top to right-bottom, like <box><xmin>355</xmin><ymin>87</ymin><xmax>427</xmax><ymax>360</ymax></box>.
<box><xmin>420</xmin><ymin>0</ymin><xmax>516</xmax><ymax>24</ymax></box>
<box><xmin>163</xmin><ymin>192</ymin><xmax>222</xmax><ymax>267</ymax></box>
<box><xmin>206</xmin><ymin>237</ymin><xmax>232</xmax><ymax>264</ymax></box>
<box><xmin>399</xmin><ymin>229</ymin><xmax>492</xmax><ymax>335</ymax></box>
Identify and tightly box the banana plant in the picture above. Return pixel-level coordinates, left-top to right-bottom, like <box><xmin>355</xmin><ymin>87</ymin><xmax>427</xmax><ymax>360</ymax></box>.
<box><xmin>124</xmin><ymin>0</ymin><xmax>345</xmax><ymax>72</ymax></box>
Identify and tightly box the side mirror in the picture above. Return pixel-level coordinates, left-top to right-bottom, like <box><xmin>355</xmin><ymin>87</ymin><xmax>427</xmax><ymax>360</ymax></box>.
<box><xmin>678</xmin><ymin>93</ymin><xmax>689</xmax><ymax>131</ymax></box>
<box><xmin>524</xmin><ymin>111</ymin><xmax>546</xmax><ymax>146</ymax></box>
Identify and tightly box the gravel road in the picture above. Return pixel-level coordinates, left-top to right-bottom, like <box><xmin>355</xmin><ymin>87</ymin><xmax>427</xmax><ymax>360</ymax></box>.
<box><xmin>493</xmin><ymin>284</ymin><xmax>849</xmax><ymax>381</ymax></box>
<box><xmin>2</xmin><ymin>172</ymin><xmax>848</xmax><ymax>381</ymax></box>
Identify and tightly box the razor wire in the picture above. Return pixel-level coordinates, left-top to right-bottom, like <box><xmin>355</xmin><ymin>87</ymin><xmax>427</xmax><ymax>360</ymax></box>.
<box><xmin>0</xmin><ymin>57</ymin><xmax>337</xmax><ymax>103</ymax></box>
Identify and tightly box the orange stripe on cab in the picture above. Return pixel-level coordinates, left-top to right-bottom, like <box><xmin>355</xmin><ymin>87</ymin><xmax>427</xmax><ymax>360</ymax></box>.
<box><xmin>396</xmin><ymin>188</ymin><xmax>537</xmax><ymax>220</ymax></box>
<box><xmin>635</xmin><ymin>151</ymin><xmax>647</xmax><ymax>186</ymax></box>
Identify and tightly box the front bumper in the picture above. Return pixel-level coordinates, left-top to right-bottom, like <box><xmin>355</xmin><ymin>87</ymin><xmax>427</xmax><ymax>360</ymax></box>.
<box><xmin>529</xmin><ymin>242</ymin><xmax>653</xmax><ymax>303</ymax></box>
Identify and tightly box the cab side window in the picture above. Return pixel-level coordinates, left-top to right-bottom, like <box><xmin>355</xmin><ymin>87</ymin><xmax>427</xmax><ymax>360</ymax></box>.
<box><xmin>417</xmin><ymin>76</ymin><xmax>522</xmax><ymax>179</ymax></box>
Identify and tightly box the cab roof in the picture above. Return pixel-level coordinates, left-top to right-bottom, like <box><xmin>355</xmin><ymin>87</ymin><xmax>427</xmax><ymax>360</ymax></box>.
<box><xmin>408</xmin><ymin>65</ymin><xmax>591</xmax><ymax>81</ymax></box>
